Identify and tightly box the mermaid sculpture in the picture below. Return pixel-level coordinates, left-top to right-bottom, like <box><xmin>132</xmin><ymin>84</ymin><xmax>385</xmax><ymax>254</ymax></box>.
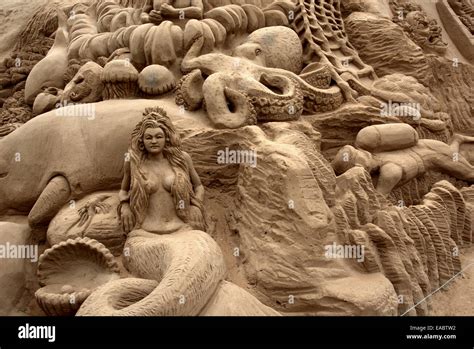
<box><xmin>77</xmin><ymin>107</ymin><xmax>228</xmax><ymax>316</ymax></box>
<box><xmin>118</xmin><ymin>106</ymin><xmax>206</xmax><ymax>233</ymax></box>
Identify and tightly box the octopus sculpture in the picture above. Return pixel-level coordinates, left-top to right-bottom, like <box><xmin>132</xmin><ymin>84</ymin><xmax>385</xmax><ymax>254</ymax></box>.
<box><xmin>178</xmin><ymin>26</ymin><xmax>344</xmax><ymax>128</ymax></box>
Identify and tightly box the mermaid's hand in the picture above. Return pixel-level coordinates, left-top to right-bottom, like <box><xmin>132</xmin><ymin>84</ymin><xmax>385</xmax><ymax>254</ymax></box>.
<box><xmin>120</xmin><ymin>203</ymin><xmax>135</xmax><ymax>233</ymax></box>
<box><xmin>149</xmin><ymin>10</ymin><xmax>164</xmax><ymax>24</ymax></box>
<box><xmin>160</xmin><ymin>3</ymin><xmax>177</xmax><ymax>16</ymax></box>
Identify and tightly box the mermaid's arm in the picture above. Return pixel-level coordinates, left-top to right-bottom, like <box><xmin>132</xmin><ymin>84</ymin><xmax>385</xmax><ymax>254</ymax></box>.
<box><xmin>159</xmin><ymin>0</ymin><xmax>203</xmax><ymax>19</ymax></box>
<box><xmin>119</xmin><ymin>159</ymin><xmax>131</xmax><ymax>202</ymax></box>
<box><xmin>185</xmin><ymin>152</ymin><xmax>205</xmax><ymax>202</ymax></box>
<box><xmin>118</xmin><ymin>159</ymin><xmax>135</xmax><ymax>232</ymax></box>
<box><xmin>189</xmin><ymin>0</ymin><xmax>204</xmax><ymax>18</ymax></box>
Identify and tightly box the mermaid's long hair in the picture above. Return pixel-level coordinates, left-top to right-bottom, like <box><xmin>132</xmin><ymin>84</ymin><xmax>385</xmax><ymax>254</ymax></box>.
<box><xmin>128</xmin><ymin>106</ymin><xmax>206</xmax><ymax>230</ymax></box>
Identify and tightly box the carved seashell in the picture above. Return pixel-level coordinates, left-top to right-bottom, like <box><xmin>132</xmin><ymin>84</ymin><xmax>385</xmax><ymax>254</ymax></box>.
<box><xmin>138</xmin><ymin>65</ymin><xmax>176</xmax><ymax>95</ymax></box>
<box><xmin>35</xmin><ymin>287</ymin><xmax>91</xmax><ymax>317</ymax></box>
<box><xmin>101</xmin><ymin>59</ymin><xmax>139</xmax><ymax>83</ymax></box>
<box><xmin>35</xmin><ymin>237</ymin><xmax>120</xmax><ymax>316</ymax></box>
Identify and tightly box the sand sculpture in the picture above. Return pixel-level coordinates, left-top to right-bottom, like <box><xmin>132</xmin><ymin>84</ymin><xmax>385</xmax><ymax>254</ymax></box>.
<box><xmin>389</xmin><ymin>0</ymin><xmax>448</xmax><ymax>53</ymax></box>
<box><xmin>448</xmin><ymin>0</ymin><xmax>474</xmax><ymax>34</ymax></box>
<box><xmin>332</xmin><ymin>124</ymin><xmax>474</xmax><ymax>196</ymax></box>
<box><xmin>77</xmin><ymin>107</ymin><xmax>278</xmax><ymax>316</ymax></box>
<box><xmin>0</xmin><ymin>0</ymin><xmax>473</xmax><ymax>317</ymax></box>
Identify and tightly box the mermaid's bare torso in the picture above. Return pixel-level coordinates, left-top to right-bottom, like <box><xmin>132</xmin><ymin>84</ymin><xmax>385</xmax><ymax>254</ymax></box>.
<box><xmin>137</xmin><ymin>159</ymin><xmax>191</xmax><ymax>234</ymax></box>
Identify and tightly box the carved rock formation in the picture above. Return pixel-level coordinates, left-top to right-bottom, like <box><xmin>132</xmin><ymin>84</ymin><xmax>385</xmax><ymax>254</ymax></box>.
<box><xmin>345</xmin><ymin>12</ymin><xmax>433</xmax><ymax>85</ymax></box>
<box><xmin>333</xmin><ymin>167</ymin><xmax>473</xmax><ymax>315</ymax></box>
<box><xmin>426</xmin><ymin>55</ymin><xmax>474</xmax><ymax>131</ymax></box>
<box><xmin>0</xmin><ymin>218</ymin><xmax>39</xmax><ymax>315</ymax></box>
<box><xmin>389</xmin><ymin>0</ymin><xmax>448</xmax><ymax>54</ymax></box>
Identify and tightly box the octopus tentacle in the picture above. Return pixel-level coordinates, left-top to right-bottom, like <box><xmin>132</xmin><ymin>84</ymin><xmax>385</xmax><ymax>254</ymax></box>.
<box><xmin>249</xmin><ymin>72</ymin><xmax>304</xmax><ymax>121</ymax></box>
<box><xmin>340</xmin><ymin>72</ymin><xmax>372</xmax><ymax>97</ymax></box>
<box><xmin>259</xmin><ymin>66</ymin><xmax>344</xmax><ymax>113</ymax></box>
<box><xmin>202</xmin><ymin>72</ymin><xmax>257</xmax><ymax>129</ymax></box>
<box><xmin>175</xmin><ymin>69</ymin><xmax>205</xmax><ymax>111</ymax></box>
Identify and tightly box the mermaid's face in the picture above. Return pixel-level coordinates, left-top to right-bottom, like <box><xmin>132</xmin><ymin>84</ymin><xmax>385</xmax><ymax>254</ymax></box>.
<box><xmin>143</xmin><ymin>127</ymin><xmax>166</xmax><ymax>154</ymax></box>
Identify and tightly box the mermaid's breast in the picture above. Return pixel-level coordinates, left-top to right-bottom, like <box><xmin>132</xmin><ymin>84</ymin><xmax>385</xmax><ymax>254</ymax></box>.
<box><xmin>144</xmin><ymin>174</ymin><xmax>175</xmax><ymax>194</ymax></box>
<box><xmin>144</xmin><ymin>179</ymin><xmax>159</xmax><ymax>194</ymax></box>
<box><xmin>163</xmin><ymin>175</ymin><xmax>174</xmax><ymax>192</ymax></box>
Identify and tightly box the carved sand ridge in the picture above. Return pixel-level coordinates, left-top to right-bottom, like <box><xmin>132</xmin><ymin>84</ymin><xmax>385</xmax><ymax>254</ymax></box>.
<box><xmin>334</xmin><ymin>167</ymin><xmax>473</xmax><ymax>315</ymax></box>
